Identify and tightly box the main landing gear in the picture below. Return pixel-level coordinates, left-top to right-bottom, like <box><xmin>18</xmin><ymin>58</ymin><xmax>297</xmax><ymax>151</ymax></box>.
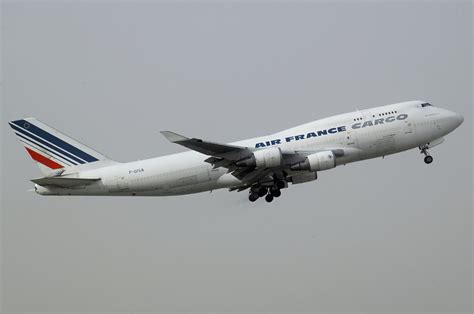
<box><xmin>248</xmin><ymin>180</ymin><xmax>285</xmax><ymax>203</ymax></box>
<box><xmin>419</xmin><ymin>144</ymin><xmax>433</xmax><ymax>164</ymax></box>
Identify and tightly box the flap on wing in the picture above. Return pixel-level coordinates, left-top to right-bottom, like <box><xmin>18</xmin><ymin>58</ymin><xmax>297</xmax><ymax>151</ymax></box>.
<box><xmin>161</xmin><ymin>131</ymin><xmax>251</xmax><ymax>159</ymax></box>
<box><xmin>31</xmin><ymin>177</ymin><xmax>101</xmax><ymax>188</ymax></box>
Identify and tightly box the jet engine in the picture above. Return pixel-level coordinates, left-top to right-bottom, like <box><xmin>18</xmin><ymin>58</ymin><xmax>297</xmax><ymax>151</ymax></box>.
<box><xmin>236</xmin><ymin>147</ymin><xmax>282</xmax><ymax>168</ymax></box>
<box><xmin>290</xmin><ymin>151</ymin><xmax>336</xmax><ymax>171</ymax></box>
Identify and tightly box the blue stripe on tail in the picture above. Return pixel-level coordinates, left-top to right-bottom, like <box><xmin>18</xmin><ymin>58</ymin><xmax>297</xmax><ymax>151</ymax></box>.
<box><xmin>10</xmin><ymin>120</ymin><xmax>98</xmax><ymax>163</ymax></box>
<box><xmin>9</xmin><ymin>123</ymin><xmax>85</xmax><ymax>164</ymax></box>
<box><xmin>14</xmin><ymin>131</ymin><xmax>77</xmax><ymax>166</ymax></box>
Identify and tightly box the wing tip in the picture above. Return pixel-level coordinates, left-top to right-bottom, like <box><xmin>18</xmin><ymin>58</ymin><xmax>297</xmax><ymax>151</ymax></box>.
<box><xmin>160</xmin><ymin>131</ymin><xmax>189</xmax><ymax>143</ymax></box>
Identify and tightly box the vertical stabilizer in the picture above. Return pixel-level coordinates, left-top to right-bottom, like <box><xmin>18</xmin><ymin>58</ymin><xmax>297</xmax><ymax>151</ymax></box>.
<box><xmin>8</xmin><ymin>118</ymin><xmax>115</xmax><ymax>175</ymax></box>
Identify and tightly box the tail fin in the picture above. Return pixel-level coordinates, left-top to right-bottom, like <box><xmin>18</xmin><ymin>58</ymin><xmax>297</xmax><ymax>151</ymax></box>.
<box><xmin>8</xmin><ymin>118</ymin><xmax>114</xmax><ymax>175</ymax></box>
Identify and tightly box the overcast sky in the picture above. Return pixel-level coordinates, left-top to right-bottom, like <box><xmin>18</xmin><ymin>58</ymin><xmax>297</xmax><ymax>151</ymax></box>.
<box><xmin>1</xmin><ymin>1</ymin><xmax>472</xmax><ymax>313</ymax></box>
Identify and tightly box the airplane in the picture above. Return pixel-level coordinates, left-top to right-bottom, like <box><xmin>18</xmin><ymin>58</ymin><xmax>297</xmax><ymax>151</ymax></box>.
<box><xmin>8</xmin><ymin>100</ymin><xmax>464</xmax><ymax>203</ymax></box>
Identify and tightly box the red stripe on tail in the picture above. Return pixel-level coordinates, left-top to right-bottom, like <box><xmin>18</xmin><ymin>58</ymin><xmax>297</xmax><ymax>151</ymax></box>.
<box><xmin>25</xmin><ymin>147</ymin><xmax>63</xmax><ymax>169</ymax></box>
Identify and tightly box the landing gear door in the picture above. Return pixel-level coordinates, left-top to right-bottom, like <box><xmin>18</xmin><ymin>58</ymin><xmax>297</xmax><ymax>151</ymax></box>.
<box><xmin>404</xmin><ymin>120</ymin><xmax>413</xmax><ymax>134</ymax></box>
<box><xmin>109</xmin><ymin>175</ymin><xmax>129</xmax><ymax>192</ymax></box>
<box><xmin>117</xmin><ymin>176</ymin><xmax>129</xmax><ymax>191</ymax></box>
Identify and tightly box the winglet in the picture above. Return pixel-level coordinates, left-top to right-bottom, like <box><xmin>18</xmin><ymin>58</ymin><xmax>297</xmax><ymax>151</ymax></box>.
<box><xmin>160</xmin><ymin>131</ymin><xmax>189</xmax><ymax>143</ymax></box>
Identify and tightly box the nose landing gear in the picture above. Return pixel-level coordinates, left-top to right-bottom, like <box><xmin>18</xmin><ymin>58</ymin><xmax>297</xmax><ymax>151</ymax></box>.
<box><xmin>423</xmin><ymin>155</ymin><xmax>433</xmax><ymax>164</ymax></box>
<box><xmin>419</xmin><ymin>144</ymin><xmax>433</xmax><ymax>164</ymax></box>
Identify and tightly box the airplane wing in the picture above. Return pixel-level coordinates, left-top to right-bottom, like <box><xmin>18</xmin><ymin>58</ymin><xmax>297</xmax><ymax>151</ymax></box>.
<box><xmin>161</xmin><ymin>131</ymin><xmax>351</xmax><ymax>190</ymax></box>
<box><xmin>31</xmin><ymin>177</ymin><xmax>101</xmax><ymax>188</ymax></box>
<box><xmin>160</xmin><ymin>131</ymin><xmax>253</xmax><ymax>167</ymax></box>
<box><xmin>161</xmin><ymin>131</ymin><xmax>303</xmax><ymax>187</ymax></box>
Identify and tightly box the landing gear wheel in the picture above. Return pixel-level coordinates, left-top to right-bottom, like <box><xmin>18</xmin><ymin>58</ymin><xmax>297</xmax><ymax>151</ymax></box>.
<box><xmin>419</xmin><ymin>145</ymin><xmax>433</xmax><ymax>164</ymax></box>
<box><xmin>258</xmin><ymin>187</ymin><xmax>267</xmax><ymax>197</ymax></box>
<box><xmin>249</xmin><ymin>193</ymin><xmax>259</xmax><ymax>202</ymax></box>
<box><xmin>424</xmin><ymin>155</ymin><xmax>433</xmax><ymax>164</ymax></box>
<box><xmin>276</xmin><ymin>180</ymin><xmax>285</xmax><ymax>189</ymax></box>
<box><xmin>265</xmin><ymin>194</ymin><xmax>274</xmax><ymax>203</ymax></box>
<box><xmin>271</xmin><ymin>188</ymin><xmax>281</xmax><ymax>197</ymax></box>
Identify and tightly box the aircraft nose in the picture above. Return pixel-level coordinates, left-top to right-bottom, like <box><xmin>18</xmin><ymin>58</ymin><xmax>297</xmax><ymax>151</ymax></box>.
<box><xmin>456</xmin><ymin>112</ymin><xmax>464</xmax><ymax>125</ymax></box>
<box><xmin>452</xmin><ymin>112</ymin><xmax>464</xmax><ymax>127</ymax></box>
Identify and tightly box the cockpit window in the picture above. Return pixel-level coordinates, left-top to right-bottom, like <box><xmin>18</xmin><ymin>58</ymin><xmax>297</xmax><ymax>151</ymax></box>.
<box><xmin>421</xmin><ymin>103</ymin><xmax>433</xmax><ymax>107</ymax></box>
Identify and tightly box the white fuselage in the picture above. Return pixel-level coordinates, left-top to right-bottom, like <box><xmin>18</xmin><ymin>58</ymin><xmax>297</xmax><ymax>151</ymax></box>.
<box><xmin>35</xmin><ymin>101</ymin><xmax>464</xmax><ymax>196</ymax></box>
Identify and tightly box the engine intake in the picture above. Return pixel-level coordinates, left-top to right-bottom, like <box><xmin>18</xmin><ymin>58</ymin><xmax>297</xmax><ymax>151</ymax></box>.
<box><xmin>290</xmin><ymin>151</ymin><xmax>336</xmax><ymax>171</ymax></box>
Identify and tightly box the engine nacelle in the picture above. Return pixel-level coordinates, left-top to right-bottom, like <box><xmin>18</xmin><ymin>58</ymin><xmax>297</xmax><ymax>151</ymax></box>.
<box><xmin>290</xmin><ymin>151</ymin><xmax>336</xmax><ymax>171</ymax></box>
<box><xmin>291</xmin><ymin>171</ymin><xmax>317</xmax><ymax>184</ymax></box>
<box><xmin>236</xmin><ymin>147</ymin><xmax>282</xmax><ymax>168</ymax></box>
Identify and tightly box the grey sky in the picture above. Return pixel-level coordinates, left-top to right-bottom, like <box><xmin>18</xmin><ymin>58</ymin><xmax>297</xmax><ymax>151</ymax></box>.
<box><xmin>1</xmin><ymin>1</ymin><xmax>472</xmax><ymax>312</ymax></box>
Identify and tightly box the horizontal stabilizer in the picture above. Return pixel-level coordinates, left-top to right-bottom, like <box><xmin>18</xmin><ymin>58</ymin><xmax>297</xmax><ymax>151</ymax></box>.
<box><xmin>31</xmin><ymin>177</ymin><xmax>101</xmax><ymax>188</ymax></box>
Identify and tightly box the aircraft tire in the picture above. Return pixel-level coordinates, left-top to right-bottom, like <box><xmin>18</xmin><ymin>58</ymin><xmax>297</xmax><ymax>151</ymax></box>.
<box><xmin>265</xmin><ymin>194</ymin><xmax>274</xmax><ymax>203</ymax></box>
<box><xmin>249</xmin><ymin>193</ymin><xmax>259</xmax><ymax>202</ymax></box>
<box><xmin>424</xmin><ymin>155</ymin><xmax>433</xmax><ymax>164</ymax></box>
<box><xmin>276</xmin><ymin>180</ymin><xmax>285</xmax><ymax>189</ymax></box>
<box><xmin>258</xmin><ymin>187</ymin><xmax>267</xmax><ymax>197</ymax></box>
<box><xmin>271</xmin><ymin>188</ymin><xmax>281</xmax><ymax>197</ymax></box>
